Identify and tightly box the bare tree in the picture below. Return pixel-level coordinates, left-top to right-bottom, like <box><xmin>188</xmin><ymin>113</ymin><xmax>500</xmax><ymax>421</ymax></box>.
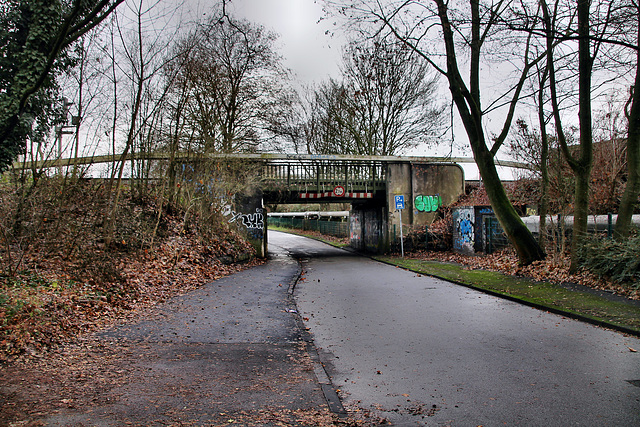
<box><xmin>176</xmin><ymin>13</ymin><xmax>287</xmax><ymax>153</ymax></box>
<box><xmin>273</xmin><ymin>37</ymin><xmax>444</xmax><ymax>157</ymax></box>
<box><xmin>615</xmin><ymin>0</ymin><xmax>640</xmax><ymax>239</ymax></box>
<box><xmin>103</xmin><ymin>0</ymin><xmax>183</xmax><ymax>246</ymax></box>
<box><xmin>590</xmin><ymin>92</ymin><xmax>629</xmax><ymax>214</ymax></box>
<box><xmin>308</xmin><ymin>78</ymin><xmax>360</xmax><ymax>154</ymax></box>
<box><xmin>314</xmin><ymin>38</ymin><xmax>444</xmax><ymax>156</ymax></box>
<box><xmin>501</xmin><ymin>0</ymin><xmax>637</xmax><ymax>259</ymax></box>
<box><xmin>263</xmin><ymin>84</ymin><xmax>326</xmax><ymax>154</ymax></box>
<box><xmin>325</xmin><ymin>0</ymin><xmax>546</xmax><ymax>264</ymax></box>
<box><xmin>536</xmin><ymin>66</ymin><xmax>552</xmax><ymax>250</ymax></box>
<box><xmin>540</xmin><ymin>0</ymin><xmax>623</xmax><ymax>270</ymax></box>
<box><xmin>508</xmin><ymin>115</ymin><xmax>552</xmax><ymax>248</ymax></box>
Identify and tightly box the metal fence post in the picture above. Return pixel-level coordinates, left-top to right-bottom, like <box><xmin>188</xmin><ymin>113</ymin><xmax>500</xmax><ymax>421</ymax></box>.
<box><xmin>557</xmin><ymin>214</ymin><xmax>562</xmax><ymax>245</ymax></box>
<box><xmin>486</xmin><ymin>218</ymin><xmax>493</xmax><ymax>254</ymax></box>
<box><xmin>425</xmin><ymin>225</ymin><xmax>429</xmax><ymax>250</ymax></box>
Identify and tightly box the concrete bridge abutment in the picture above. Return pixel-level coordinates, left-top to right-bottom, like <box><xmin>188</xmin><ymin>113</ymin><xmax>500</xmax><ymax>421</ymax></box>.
<box><xmin>236</xmin><ymin>190</ymin><xmax>267</xmax><ymax>258</ymax></box>
<box><xmin>349</xmin><ymin>162</ymin><xmax>465</xmax><ymax>254</ymax></box>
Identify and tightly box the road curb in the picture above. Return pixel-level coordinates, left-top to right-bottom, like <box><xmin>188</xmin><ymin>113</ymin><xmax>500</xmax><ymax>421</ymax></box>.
<box><xmin>286</xmin><ymin>258</ymin><xmax>349</xmax><ymax>418</ymax></box>
<box><xmin>374</xmin><ymin>257</ymin><xmax>640</xmax><ymax>338</ymax></box>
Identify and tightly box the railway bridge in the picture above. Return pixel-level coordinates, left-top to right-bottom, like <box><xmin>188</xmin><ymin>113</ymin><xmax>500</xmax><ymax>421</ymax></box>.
<box><xmin>16</xmin><ymin>153</ymin><xmax>533</xmax><ymax>256</ymax></box>
<box><xmin>230</xmin><ymin>154</ymin><xmax>466</xmax><ymax>256</ymax></box>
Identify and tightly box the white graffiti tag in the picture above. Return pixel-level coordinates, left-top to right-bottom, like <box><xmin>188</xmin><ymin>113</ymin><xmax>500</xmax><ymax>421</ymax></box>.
<box><xmin>223</xmin><ymin>204</ymin><xmax>264</xmax><ymax>239</ymax></box>
<box><xmin>241</xmin><ymin>211</ymin><xmax>264</xmax><ymax>230</ymax></box>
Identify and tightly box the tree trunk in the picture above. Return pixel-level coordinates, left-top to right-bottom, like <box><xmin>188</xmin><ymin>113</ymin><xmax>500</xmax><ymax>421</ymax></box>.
<box><xmin>538</xmin><ymin>73</ymin><xmax>550</xmax><ymax>249</ymax></box>
<box><xmin>569</xmin><ymin>0</ymin><xmax>594</xmax><ymax>271</ymax></box>
<box><xmin>615</xmin><ymin>91</ymin><xmax>640</xmax><ymax>239</ymax></box>
<box><xmin>543</xmin><ymin>0</ymin><xmax>593</xmax><ymax>271</ymax></box>
<box><xmin>571</xmin><ymin>163</ymin><xmax>591</xmax><ymax>259</ymax></box>
<box><xmin>435</xmin><ymin>0</ymin><xmax>545</xmax><ymax>265</ymax></box>
<box><xmin>474</xmin><ymin>143</ymin><xmax>546</xmax><ymax>264</ymax></box>
<box><xmin>615</xmin><ymin>8</ymin><xmax>640</xmax><ymax>239</ymax></box>
<box><xmin>104</xmin><ymin>3</ymin><xmax>145</xmax><ymax>247</ymax></box>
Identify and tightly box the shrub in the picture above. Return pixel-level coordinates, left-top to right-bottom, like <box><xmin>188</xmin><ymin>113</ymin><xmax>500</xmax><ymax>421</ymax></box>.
<box><xmin>578</xmin><ymin>233</ymin><xmax>640</xmax><ymax>289</ymax></box>
<box><xmin>400</xmin><ymin>206</ymin><xmax>453</xmax><ymax>252</ymax></box>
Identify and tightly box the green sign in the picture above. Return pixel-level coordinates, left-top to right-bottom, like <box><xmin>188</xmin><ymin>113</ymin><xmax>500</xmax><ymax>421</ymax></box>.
<box><xmin>415</xmin><ymin>195</ymin><xmax>442</xmax><ymax>212</ymax></box>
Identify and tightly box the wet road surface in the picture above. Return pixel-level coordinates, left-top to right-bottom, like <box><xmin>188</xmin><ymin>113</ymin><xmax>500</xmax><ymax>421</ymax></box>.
<box><xmin>42</xmin><ymin>238</ymin><xmax>330</xmax><ymax>426</ymax></box>
<box><xmin>271</xmin><ymin>232</ymin><xmax>640</xmax><ymax>426</ymax></box>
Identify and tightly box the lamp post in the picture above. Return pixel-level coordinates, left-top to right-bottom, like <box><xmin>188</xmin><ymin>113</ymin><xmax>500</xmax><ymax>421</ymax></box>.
<box><xmin>56</xmin><ymin>97</ymin><xmax>75</xmax><ymax>174</ymax></box>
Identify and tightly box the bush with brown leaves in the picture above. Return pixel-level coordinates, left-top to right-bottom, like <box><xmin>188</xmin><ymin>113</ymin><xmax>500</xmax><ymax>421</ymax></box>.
<box><xmin>1</xmin><ymin>177</ymin><xmax>259</xmax><ymax>362</ymax></box>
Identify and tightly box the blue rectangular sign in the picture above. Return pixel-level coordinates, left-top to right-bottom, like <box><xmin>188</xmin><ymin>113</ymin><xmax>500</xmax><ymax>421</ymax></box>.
<box><xmin>395</xmin><ymin>195</ymin><xmax>405</xmax><ymax>210</ymax></box>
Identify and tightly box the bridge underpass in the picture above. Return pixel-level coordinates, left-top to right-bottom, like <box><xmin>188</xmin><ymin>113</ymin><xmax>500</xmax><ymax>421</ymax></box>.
<box><xmin>252</xmin><ymin>155</ymin><xmax>466</xmax><ymax>257</ymax></box>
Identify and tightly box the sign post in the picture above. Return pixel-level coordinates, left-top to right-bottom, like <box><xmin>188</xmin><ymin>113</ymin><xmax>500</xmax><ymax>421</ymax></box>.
<box><xmin>394</xmin><ymin>195</ymin><xmax>405</xmax><ymax>258</ymax></box>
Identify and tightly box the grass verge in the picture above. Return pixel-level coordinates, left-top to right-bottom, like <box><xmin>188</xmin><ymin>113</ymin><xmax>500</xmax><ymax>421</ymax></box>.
<box><xmin>374</xmin><ymin>255</ymin><xmax>640</xmax><ymax>336</ymax></box>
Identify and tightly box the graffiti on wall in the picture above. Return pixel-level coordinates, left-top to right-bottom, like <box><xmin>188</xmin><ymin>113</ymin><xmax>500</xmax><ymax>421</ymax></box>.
<box><xmin>415</xmin><ymin>194</ymin><xmax>442</xmax><ymax>212</ymax></box>
<box><xmin>350</xmin><ymin>211</ymin><xmax>363</xmax><ymax>249</ymax></box>
<box><xmin>223</xmin><ymin>204</ymin><xmax>265</xmax><ymax>240</ymax></box>
<box><xmin>241</xmin><ymin>210</ymin><xmax>265</xmax><ymax>238</ymax></box>
<box><xmin>364</xmin><ymin>210</ymin><xmax>380</xmax><ymax>251</ymax></box>
<box><xmin>453</xmin><ymin>207</ymin><xmax>475</xmax><ymax>253</ymax></box>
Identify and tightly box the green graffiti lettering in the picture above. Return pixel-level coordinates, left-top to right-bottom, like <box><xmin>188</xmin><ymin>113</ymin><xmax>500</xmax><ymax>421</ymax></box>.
<box><xmin>414</xmin><ymin>194</ymin><xmax>442</xmax><ymax>212</ymax></box>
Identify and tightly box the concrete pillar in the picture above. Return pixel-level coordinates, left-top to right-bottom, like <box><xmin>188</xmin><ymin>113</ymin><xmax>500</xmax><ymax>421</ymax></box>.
<box><xmin>234</xmin><ymin>190</ymin><xmax>266</xmax><ymax>258</ymax></box>
<box><xmin>350</xmin><ymin>202</ymin><xmax>388</xmax><ymax>253</ymax></box>
<box><xmin>349</xmin><ymin>209</ymin><xmax>364</xmax><ymax>251</ymax></box>
<box><xmin>385</xmin><ymin>162</ymin><xmax>465</xmax><ymax>248</ymax></box>
<box><xmin>386</xmin><ymin>163</ymin><xmax>413</xmax><ymax>242</ymax></box>
<box><xmin>411</xmin><ymin>163</ymin><xmax>465</xmax><ymax>225</ymax></box>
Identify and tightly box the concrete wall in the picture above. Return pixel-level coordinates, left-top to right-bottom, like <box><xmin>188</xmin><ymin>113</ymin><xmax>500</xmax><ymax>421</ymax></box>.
<box><xmin>349</xmin><ymin>203</ymin><xmax>388</xmax><ymax>253</ymax></box>
<box><xmin>412</xmin><ymin>163</ymin><xmax>465</xmax><ymax>224</ymax></box>
<box><xmin>231</xmin><ymin>190</ymin><xmax>267</xmax><ymax>258</ymax></box>
<box><xmin>386</xmin><ymin>163</ymin><xmax>413</xmax><ymax>241</ymax></box>
<box><xmin>387</xmin><ymin>163</ymin><xmax>465</xmax><ymax>244</ymax></box>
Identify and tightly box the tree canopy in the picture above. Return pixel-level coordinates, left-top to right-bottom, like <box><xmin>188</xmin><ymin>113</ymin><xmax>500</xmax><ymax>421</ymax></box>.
<box><xmin>0</xmin><ymin>0</ymin><xmax>124</xmax><ymax>172</ymax></box>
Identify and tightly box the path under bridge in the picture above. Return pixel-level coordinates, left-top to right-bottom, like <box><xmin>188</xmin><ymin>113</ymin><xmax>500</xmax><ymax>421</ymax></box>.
<box><xmin>216</xmin><ymin>154</ymin><xmax>469</xmax><ymax>257</ymax></box>
<box><xmin>12</xmin><ymin>153</ymin><xmax>531</xmax><ymax>256</ymax></box>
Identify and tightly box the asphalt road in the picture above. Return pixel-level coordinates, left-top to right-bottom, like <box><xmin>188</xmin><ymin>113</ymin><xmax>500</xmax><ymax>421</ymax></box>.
<box><xmin>270</xmin><ymin>231</ymin><xmax>640</xmax><ymax>426</ymax></box>
<box><xmin>40</xmin><ymin>237</ymin><xmax>330</xmax><ymax>426</ymax></box>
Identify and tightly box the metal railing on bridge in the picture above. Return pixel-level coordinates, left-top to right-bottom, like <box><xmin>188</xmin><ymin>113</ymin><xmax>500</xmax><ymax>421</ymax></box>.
<box><xmin>12</xmin><ymin>152</ymin><xmax>534</xmax><ymax>175</ymax></box>
<box><xmin>261</xmin><ymin>158</ymin><xmax>386</xmax><ymax>195</ymax></box>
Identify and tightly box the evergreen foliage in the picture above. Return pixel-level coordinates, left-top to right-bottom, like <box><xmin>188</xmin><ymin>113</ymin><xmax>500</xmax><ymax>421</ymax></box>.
<box><xmin>0</xmin><ymin>1</ymin><xmax>60</xmax><ymax>171</ymax></box>
<box><xmin>578</xmin><ymin>233</ymin><xmax>640</xmax><ymax>289</ymax></box>
<box><xmin>0</xmin><ymin>0</ymin><xmax>123</xmax><ymax>172</ymax></box>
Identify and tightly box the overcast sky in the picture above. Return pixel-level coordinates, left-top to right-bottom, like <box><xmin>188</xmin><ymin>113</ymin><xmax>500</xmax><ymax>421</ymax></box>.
<box><xmin>177</xmin><ymin>1</ymin><xmax>484</xmax><ymax>177</ymax></box>
<box><xmin>187</xmin><ymin>0</ymin><xmax>342</xmax><ymax>84</ymax></box>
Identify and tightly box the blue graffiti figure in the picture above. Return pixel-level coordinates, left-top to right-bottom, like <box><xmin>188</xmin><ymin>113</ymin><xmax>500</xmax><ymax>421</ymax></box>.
<box><xmin>457</xmin><ymin>213</ymin><xmax>474</xmax><ymax>244</ymax></box>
